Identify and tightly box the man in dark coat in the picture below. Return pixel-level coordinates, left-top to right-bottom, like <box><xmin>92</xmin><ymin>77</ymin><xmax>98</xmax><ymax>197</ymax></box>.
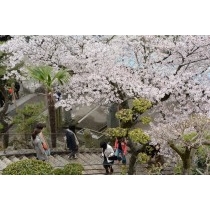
<box><xmin>14</xmin><ymin>81</ymin><xmax>20</xmax><ymax>99</ymax></box>
<box><xmin>0</xmin><ymin>91</ymin><xmax>5</xmax><ymax>107</ymax></box>
<box><xmin>65</xmin><ymin>125</ymin><xmax>79</xmax><ymax>159</ymax></box>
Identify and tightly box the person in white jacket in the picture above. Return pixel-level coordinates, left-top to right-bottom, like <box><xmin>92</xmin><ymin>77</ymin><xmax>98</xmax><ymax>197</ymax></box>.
<box><xmin>100</xmin><ymin>141</ymin><xmax>115</xmax><ymax>175</ymax></box>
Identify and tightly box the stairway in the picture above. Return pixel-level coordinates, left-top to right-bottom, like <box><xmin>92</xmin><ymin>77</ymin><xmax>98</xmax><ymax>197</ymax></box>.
<box><xmin>0</xmin><ymin>149</ymin><xmax>130</xmax><ymax>175</ymax></box>
<box><xmin>0</xmin><ymin>149</ymin><xmax>175</xmax><ymax>175</ymax></box>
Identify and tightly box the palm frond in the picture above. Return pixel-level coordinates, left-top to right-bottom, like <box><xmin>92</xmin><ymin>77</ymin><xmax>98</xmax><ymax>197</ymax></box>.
<box><xmin>28</xmin><ymin>65</ymin><xmax>70</xmax><ymax>91</ymax></box>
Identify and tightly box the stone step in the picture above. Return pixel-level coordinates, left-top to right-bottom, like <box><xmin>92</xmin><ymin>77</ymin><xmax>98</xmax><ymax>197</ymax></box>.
<box><xmin>1</xmin><ymin>156</ymin><xmax>13</xmax><ymax>166</ymax></box>
<box><xmin>20</xmin><ymin>156</ymin><xmax>28</xmax><ymax>160</ymax></box>
<box><xmin>0</xmin><ymin>160</ymin><xmax>8</xmax><ymax>170</ymax></box>
<box><xmin>63</xmin><ymin>153</ymin><xmax>92</xmax><ymax>175</ymax></box>
<box><xmin>59</xmin><ymin>154</ymin><xmax>88</xmax><ymax>175</ymax></box>
<box><xmin>54</xmin><ymin>155</ymin><xmax>69</xmax><ymax>165</ymax></box>
<box><xmin>47</xmin><ymin>155</ymin><xmax>63</xmax><ymax>168</ymax></box>
<box><xmin>9</xmin><ymin>156</ymin><xmax>20</xmax><ymax>163</ymax></box>
<box><xmin>0</xmin><ymin>151</ymin><xmax>174</xmax><ymax>175</ymax></box>
<box><xmin>83</xmin><ymin>153</ymin><xmax>104</xmax><ymax>175</ymax></box>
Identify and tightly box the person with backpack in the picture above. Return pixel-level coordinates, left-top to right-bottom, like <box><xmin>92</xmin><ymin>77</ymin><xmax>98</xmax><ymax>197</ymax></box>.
<box><xmin>65</xmin><ymin>125</ymin><xmax>79</xmax><ymax>159</ymax></box>
<box><xmin>100</xmin><ymin>141</ymin><xmax>115</xmax><ymax>175</ymax></box>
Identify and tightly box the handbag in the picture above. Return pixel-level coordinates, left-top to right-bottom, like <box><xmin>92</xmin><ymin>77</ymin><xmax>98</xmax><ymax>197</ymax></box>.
<box><xmin>42</xmin><ymin>142</ymin><xmax>48</xmax><ymax>150</ymax></box>
<box><xmin>108</xmin><ymin>155</ymin><xmax>118</xmax><ymax>161</ymax></box>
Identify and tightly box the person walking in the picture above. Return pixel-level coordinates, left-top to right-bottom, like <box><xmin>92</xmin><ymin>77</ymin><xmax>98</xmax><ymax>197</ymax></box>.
<box><xmin>0</xmin><ymin>91</ymin><xmax>5</xmax><ymax>107</ymax></box>
<box><xmin>65</xmin><ymin>125</ymin><xmax>79</xmax><ymax>159</ymax></box>
<box><xmin>31</xmin><ymin>129</ymin><xmax>48</xmax><ymax>161</ymax></box>
<box><xmin>100</xmin><ymin>141</ymin><xmax>115</xmax><ymax>175</ymax></box>
<box><xmin>35</xmin><ymin>123</ymin><xmax>50</xmax><ymax>156</ymax></box>
<box><xmin>14</xmin><ymin>81</ymin><xmax>20</xmax><ymax>99</ymax></box>
<box><xmin>114</xmin><ymin>137</ymin><xmax>127</xmax><ymax>165</ymax></box>
<box><xmin>7</xmin><ymin>85</ymin><xmax>13</xmax><ymax>103</ymax></box>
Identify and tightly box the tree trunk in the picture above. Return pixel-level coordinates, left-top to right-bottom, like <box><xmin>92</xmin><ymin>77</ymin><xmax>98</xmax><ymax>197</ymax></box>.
<box><xmin>128</xmin><ymin>151</ymin><xmax>138</xmax><ymax>175</ymax></box>
<box><xmin>182</xmin><ymin>158</ymin><xmax>191</xmax><ymax>175</ymax></box>
<box><xmin>47</xmin><ymin>92</ymin><xmax>57</xmax><ymax>148</ymax></box>
<box><xmin>127</xmin><ymin>140</ymin><xmax>147</xmax><ymax>175</ymax></box>
<box><xmin>56</xmin><ymin>107</ymin><xmax>62</xmax><ymax>130</ymax></box>
<box><xmin>181</xmin><ymin>148</ymin><xmax>192</xmax><ymax>175</ymax></box>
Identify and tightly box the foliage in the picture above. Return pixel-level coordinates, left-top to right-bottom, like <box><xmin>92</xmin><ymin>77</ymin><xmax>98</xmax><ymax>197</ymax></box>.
<box><xmin>28</xmin><ymin>66</ymin><xmax>70</xmax><ymax>92</ymax></box>
<box><xmin>147</xmin><ymin>165</ymin><xmax>163</xmax><ymax>175</ymax></box>
<box><xmin>173</xmin><ymin>161</ymin><xmax>183</xmax><ymax>175</ymax></box>
<box><xmin>137</xmin><ymin>152</ymin><xmax>150</xmax><ymax>163</ymax></box>
<box><xmin>195</xmin><ymin>147</ymin><xmax>207</xmax><ymax>169</ymax></box>
<box><xmin>132</xmin><ymin>98</ymin><xmax>152</xmax><ymax>114</ymax></box>
<box><xmin>105</xmin><ymin>127</ymin><xmax>128</xmax><ymax>138</ymax></box>
<box><xmin>62</xmin><ymin>163</ymin><xmax>84</xmax><ymax>175</ymax></box>
<box><xmin>128</xmin><ymin>128</ymin><xmax>150</xmax><ymax>144</ymax></box>
<box><xmin>183</xmin><ymin>132</ymin><xmax>197</xmax><ymax>142</ymax></box>
<box><xmin>140</xmin><ymin>116</ymin><xmax>152</xmax><ymax>125</ymax></box>
<box><xmin>120</xmin><ymin>165</ymin><xmax>128</xmax><ymax>175</ymax></box>
<box><xmin>2</xmin><ymin>159</ymin><xmax>84</xmax><ymax>175</ymax></box>
<box><xmin>115</xmin><ymin>109</ymin><xmax>133</xmax><ymax>123</ymax></box>
<box><xmin>2</xmin><ymin>159</ymin><xmax>53</xmax><ymax>175</ymax></box>
<box><xmin>52</xmin><ymin>163</ymin><xmax>84</xmax><ymax>175</ymax></box>
<box><xmin>13</xmin><ymin>102</ymin><xmax>46</xmax><ymax>132</ymax></box>
<box><xmin>193</xmin><ymin>146</ymin><xmax>210</xmax><ymax>174</ymax></box>
<box><xmin>52</xmin><ymin>168</ymin><xmax>64</xmax><ymax>175</ymax></box>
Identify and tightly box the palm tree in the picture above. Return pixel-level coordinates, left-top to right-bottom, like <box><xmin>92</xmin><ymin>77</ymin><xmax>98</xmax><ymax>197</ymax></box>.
<box><xmin>28</xmin><ymin>66</ymin><xmax>70</xmax><ymax>148</ymax></box>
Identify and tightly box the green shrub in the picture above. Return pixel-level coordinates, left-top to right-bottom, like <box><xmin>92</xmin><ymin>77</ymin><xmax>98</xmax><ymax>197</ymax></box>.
<box><xmin>105</xmin><ymin>127</ymin><xmax>128</xmax><ymax>138</ymax></box>
<box><xmin>2</xmin><ymin>159</ymin><xmax>84</xmax><ymax>175</ymax></box>
<box><xmin>52</xmin><ymin>163</ymin><xmax>84</xmax><ymax>175</ymax></box>
<box><xmin>128</xmin><ymin>128</ymin><xmax>150</xmax><ymax>144</ymax></box>
<box><xmin>140</xmin><ymin>116</ymin><xmax>152</xmax><ymax>124</ymax></box>
<box><xmin>132</xmin><ymin>98</ymin><xmax>152</xmax><ymax>114</ymax></box>
<box><xmin>115</xmin><ymin>109</ymin><xmax>133</xmax><ymax>122</ymax></box>
<box><xmin>62</xmin><ymin>163</ymin><xmax>84</xmax><ymax>175</ymax></box>
<box><xmin>52</xmin><ymin>168</ymin><xmax>65</xmax><ymax>175</ymax></box>
<box><xmin>2</xmin><ymin>159</ymin><xmax>53</xmax><ymax>175</ymax></box>
<box><xmin>137</xmin><ymin>152</ymin><xmax>150</xmax><ymax>163</ymax></box>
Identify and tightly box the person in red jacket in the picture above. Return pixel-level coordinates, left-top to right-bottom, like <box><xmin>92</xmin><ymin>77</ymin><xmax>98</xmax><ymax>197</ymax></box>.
<box><xmin>114</xmin><ymin>137</ymin><xmax>127</xmax><ymax>165</ymax></box>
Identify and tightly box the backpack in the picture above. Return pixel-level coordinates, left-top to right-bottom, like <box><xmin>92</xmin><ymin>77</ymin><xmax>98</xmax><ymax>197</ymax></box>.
<box><xmin>66</xmin><ymin>129</ymin><xmax>79</xmax><ymax>146</ymax></box>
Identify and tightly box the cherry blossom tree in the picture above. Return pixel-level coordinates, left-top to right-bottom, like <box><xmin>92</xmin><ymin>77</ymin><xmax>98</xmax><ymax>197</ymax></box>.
<box><xmin>2</xmin><ymin>35</ymin><xmax>210</xmax><ymax>159</ymax></box>
<box><xmin>1</xmin><ymin>35</ymin><xmax>210</xmax><ymax>117</ymax></box>
<box><xmin>149</xmin><ymin>114</ymin><xmax>210</xmax><ymax>174</ymax></box>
